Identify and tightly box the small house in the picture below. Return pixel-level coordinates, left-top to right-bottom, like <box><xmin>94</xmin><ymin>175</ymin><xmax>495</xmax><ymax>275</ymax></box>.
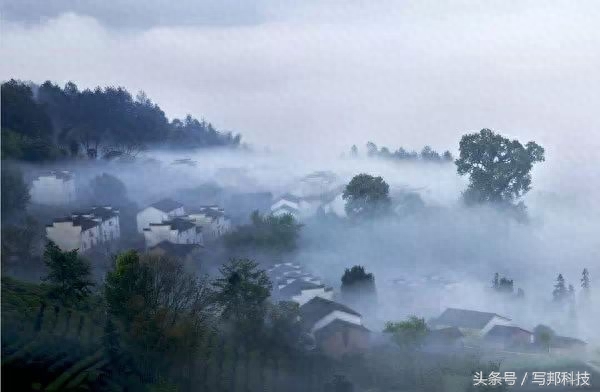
<box><xmin>187</xmin><ymin>206</ymin><xmax>231</xmax><ymax>240</ymax></box>
<box><xmin>483</xmin><ymin>325</ymin><xmax>533</xmax><ymax>350</ymax></box>
<box><xmin>143</xmin><ymin>218</ymin><xmax>203</xmax><ymax>247</ymax></box>
<box><xmin>300</xmin><ymin>297</ymin><xmax>370</xmax><ymax>359</ymax></box>
<box><xmin>30</xmin><ymin>171</ymin><xmax>76</xmax><ymax>206</ymax></box>
<box><xmin>430</xmin><ymin>308</ymin><xmax>512</xmax><ymax>337</ymax></box>
<box><xmin>136</xmin><ymin>199</ymin><xmax>185</xmax><ymax>233</ymax></box>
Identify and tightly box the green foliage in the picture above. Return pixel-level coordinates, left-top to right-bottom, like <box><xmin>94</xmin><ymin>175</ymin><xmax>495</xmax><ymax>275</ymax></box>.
<box><xmin>1</xmin><ymin>216</ymin><xmax>41</xmax><ymax>266</ymax></box>
<box><xmin>384</xmin><ymin>316</ymin><xmax>429</xmax><ymax>350</ymax></box>
<box><xmin>343</xmin><ymin>173</ymin><xmax>391</xmax><ymax>219</ymax></box>
<box><xmin>456</xmin><ymin>129</ymin><xmax>545</xmax><ymax>205</ymax></box>
<box><xmin>104</xmin><ymin>251</ymin><xmax>211</xmax><ymax>382</ymax></box>
<box><xmin>351</xmin><ymin>142</ymin><xmax>453</xmax><ymax>163</ymax></box>
<box><xmin>212</xmin><ymin>258</ymin><xmax>272</xmax><ymax>343</ymax></box>
<box><xmin>43</xmin><ymin>241</ymin><xmax>94</xmax><ymax>307</ymax></box>
<box><xmin>1</xmin><ymin>163</ymin><xmax>30</xmax><ymax>219</ymax></box>
<box><xmin>224</xmin><ymin>210</ymin><xmax>302</xmax><ymax>251</ymax></box>
<box><xmin>341</xmin><ymin>265</ymin><xmax>376</xmax><ymax>294</ymax></box>
<box><xmin>1</xmin><ymin>80</ymin><xmax>52</xmax><ymax>139</ymax></box>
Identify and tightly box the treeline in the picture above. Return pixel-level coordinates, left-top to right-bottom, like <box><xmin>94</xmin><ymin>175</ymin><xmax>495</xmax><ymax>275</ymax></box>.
<box><xmin>349</xmin><ymin>141</ymin><xmax>454</xmax><ymax>163</ymax></box>
<box><xmin>1</xmin><ymin>79</ymin><xmax>242</xmax><ymax>161</ymax></box>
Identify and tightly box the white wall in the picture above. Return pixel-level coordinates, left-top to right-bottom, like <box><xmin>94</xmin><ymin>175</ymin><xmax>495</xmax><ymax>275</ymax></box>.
<box><xmin>292</xmin><ymin>287</ymin><xmax>334</xmax><ymax>305</ymax></box>
<box><xmin>137</xmin><ymin>207</ymin><xmax>169</xmax><ymax>233</ymax></box>
<box><xmin>31</xmin><ymin>176</ymin><xmax>76</xmax><ymax>206</ymax></box>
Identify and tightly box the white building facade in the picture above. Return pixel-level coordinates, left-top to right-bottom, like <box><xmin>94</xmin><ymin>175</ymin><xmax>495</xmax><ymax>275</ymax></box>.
<box><xmin>30</xmin><ymin>171</ymin><xmax>76</xmax><ymax>206</ymax></box>
<box><xmin>136</xmin><ymin>199</ymin><xmax>185</xmax><ymax>233</ymax></box>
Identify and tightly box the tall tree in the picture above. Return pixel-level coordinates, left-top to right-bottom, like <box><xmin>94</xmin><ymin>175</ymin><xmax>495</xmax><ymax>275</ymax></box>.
<box><xmin>552</xmin><ymin>274</ymin><xmax>567</xmax><ymax>303</ymax></box>
<box><xmin>1</xmin><ymin>164</ymin><xmax>30</xmax><ymax>220</ymax></box>
<box><xmin>211</xmin><ymin>258</ymin><xmax>272</xmax><ymax>343</ymax></box>
<box><xmin>341</xmin><ymin>265</ymin><xmax>376</xmax><ymax>294</ymax></box>
<box><xmin>581</xmin><ymin>268</ymin><xmax>591</xmax><ymax>293</ymax></box>
<box><xmin>455</xmin><ymin>129</ymin><xmax>545</xmax><ymax>205</ymax></box>
<box><xmin>43</xmin><ymin>241</ymin><xmax>94</xmax><ymax>306</ymax></box>
<box><xmin>343</xmin><ymin>174</ymin><xmax>391</xmax><ymax>219</ymax></box>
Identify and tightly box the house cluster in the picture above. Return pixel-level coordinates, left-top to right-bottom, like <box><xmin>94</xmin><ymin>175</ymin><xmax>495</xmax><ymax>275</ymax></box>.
<box><xmin>268</xmin><ymin>262</ymin><xmax>371</xmax><ymax>359</ymax></box>
<box><xmin>268</xmin><ymin>262</ymin><xmax>334</xmax><ymax>305</ymax></box>
<box><xmin>46</xmin><ymin>206</ymin><xmax>120</xmax><ymax>252</ymax></box>
<box><xmin>270</xmin><ymin>189</ymin><xmax>344</xmax><ymax>221</ymax></box>
<box><xmin>427</xmin><ymin>307</ymin><xmax>587</xmax><ymax>354</ymax></box>
<box><xmin>30</xmin><ymin>170</ymin><xmax>76</xmax><ymax>206</ymax></box>
<box><xmin>136</xmin><ymin>198</ymin><xmax>231</xmax><ymax>249</ymax></box>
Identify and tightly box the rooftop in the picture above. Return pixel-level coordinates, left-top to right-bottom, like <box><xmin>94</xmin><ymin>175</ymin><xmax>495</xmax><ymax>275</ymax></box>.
<box><xmin>313</xmin><ymin>318</ymin><xmax>369</xmax><ymax>340</ymax></box>
<box><xmin>274</xmin><ymin>193</ymin><xmax>302</xmax><ymax>204</ymax></box>
<box><xmin>150</xmin><ymin>218</ymin><xmax>196</xmax><ymax>232</ymax></box>
<box><xmin>278</xmin><ymin>279</ymin><xmax>326</xmax><ymax>297</ymax></box>
<box><xmin>150</xmin><ymin>198</ymin><xmax>184</xmax><ymax>213</ymax></box>
<box><xmin>485</xmin><ymin>325</ymin><xmax>532</xmax><ymax>339</ymax></box>
<box><xmin>300</xmin><ymin>297</ymin><xmax>361</xmax><ymax>329</ymax></box>
<box><xmin>433</xmin><ymin>308</ymin><xmax>511</xmax><ymax>330</ymax></box>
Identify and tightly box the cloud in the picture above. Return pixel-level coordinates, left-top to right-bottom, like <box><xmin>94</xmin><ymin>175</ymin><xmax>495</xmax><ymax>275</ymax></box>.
<box><xmin>1</xmin><ymin>1</ymin><xmax>599</xmax><ymax>161</ymax></box>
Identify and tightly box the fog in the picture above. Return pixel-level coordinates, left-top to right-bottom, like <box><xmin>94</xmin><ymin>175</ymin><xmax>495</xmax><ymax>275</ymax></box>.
<box><xmin>22</xmin><ymin>143</ymin><xmax>599</xmax><ymax>346</ymax></box>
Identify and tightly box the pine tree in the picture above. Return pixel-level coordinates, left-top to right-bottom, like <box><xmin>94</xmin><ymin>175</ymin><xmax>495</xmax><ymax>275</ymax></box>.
<box><xmin>552</xmin><ymin>274</ymin><xmax>567</xmax><ymax>302</ymax></box>
<box><xmin>581</xmin><ymin>268</ymin><xmax>591</xmax><ymax>294</ymax></box>
<box><xmin>493</xmin><ymin>273</ymin><xmax>499</xmax><ymax>290</ymax></box>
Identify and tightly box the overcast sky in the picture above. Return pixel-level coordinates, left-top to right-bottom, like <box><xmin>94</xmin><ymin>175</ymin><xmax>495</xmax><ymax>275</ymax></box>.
<box><xmin>2</xmin><ymin>0</ymin><xmax>599</xmax><ymax>162</ymax></box>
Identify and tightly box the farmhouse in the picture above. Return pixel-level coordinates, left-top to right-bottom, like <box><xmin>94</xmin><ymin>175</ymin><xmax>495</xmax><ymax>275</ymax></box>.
<box><xmin>187</xmin><ymin>206</ymin><xmax>231</xmax><ymax>240</ymax></box>
<box><xmin>136</xmin><ymin>198</ymin><xmax>185</xmax><ymax>233</ymax></box>
<box><xmin>430</xmin><ymin>308</ymin><xmax>512</xmax><ymax>336</ymax></box>
<box><xmin>46</xmin><ymin>206</ymin><xmax>120</xmax><ymax>252</ymax></box>
<box><xmin>300</xmin><ymin>297</ymin><xmax>370</xmax><ymax>359</ymax></box>
<box><xmin>143</xmin><ymin>218</ymin><xmax>203</xmax><ymax>247</ymax></box>
<box><xmin>276</xmin><ymin>279</ymin><xmax>333</xmax><ymax>305</ymax></box>
<box><xmin>483</xmin><ymin>325</ymin><xmax>533</xmax><ymax>350</ymax></box>
<box><xmin>30</xmin><ymin>171</ymin><xmax>76</xmax><ymax>206</ymax></box>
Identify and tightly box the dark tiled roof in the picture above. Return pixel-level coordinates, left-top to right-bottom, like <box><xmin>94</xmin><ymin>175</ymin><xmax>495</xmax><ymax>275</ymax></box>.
<box><xmin>433</xmin><ymin>308</ymin><xmax>510</xmax><ymax>330</ymax></box>
<box><xmin>313</xmin><ymin>318</ymin><xmax>369</xmax><ymax>340</ymax></box>
<box><xmin>300</xmin><ymin>297</ymin><xmax>361</xmax><ymax>329</ymax></box>
<box><xmin>52</xmin><ymin>216</ymin><xmax>99</xmax><ymax>231</ymax></box>
<box><xmin>150</xmin><ymin>198</ymin><xmax>183</xmax><ymax>213</ymax></box>
<box><xmin>150</xmin><ymin>218</ymin><xmax>195</xmax><ymax>232</ymax></box>
<box><xmin>278</xmin><ymin>280</ymin><xmax>325</xmax><ymax>297</ymax></box>
<box><xmin>149</xmin><ymin>241</ymin><xmax>202</xmax><ymax>257</ymax></box>
<box><xmin>275</xmin><ymin>193</ymin><xmax>301</xmax><ymax>204</ymax></box>
<box><xmin>485</xmin><ymin>325</ymin><xmax>532</xmax><ymax>339</ymax></box>
<box><xmin>73</xmin><ymin>206</ymin><xmax>118</xmax><ymax>221</ymax></box>
<box><xmin>427</xmin><ymin>327</ymin><xmax>464</xmax><ymax>341</ymax></box>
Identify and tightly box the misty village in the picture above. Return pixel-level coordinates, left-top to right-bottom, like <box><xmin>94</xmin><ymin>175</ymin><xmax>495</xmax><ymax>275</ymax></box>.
<box><xmin>1</xmin><ymin>2</ymin><xmax>599</xmax><ymax>392</ymax></box>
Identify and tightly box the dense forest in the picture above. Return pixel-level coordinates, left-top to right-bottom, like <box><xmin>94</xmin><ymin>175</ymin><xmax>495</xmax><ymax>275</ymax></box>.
<box><xmin>1</xmin><ymin>79</ymin><xmax>242</xmax><ymax>161</ymax></box>
<box><xmin>349</xmin><ymin>142</ymin><xmax>454</xmax><ymax>163</ymax></box>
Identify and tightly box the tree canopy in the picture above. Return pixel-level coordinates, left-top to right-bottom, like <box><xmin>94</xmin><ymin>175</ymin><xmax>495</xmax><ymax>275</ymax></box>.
<box><xmin>384</xmin><ymin>316</ymin><xmax>429</xmax><ymax>350</ymax></box>
<box><xmin>456</xmin><ymin>129</ymin><xmax>545</xmax><ymax>205</ymax></box>
<box><xmin>43</xmin><ymin>241</ymin><xmax>94</xmax><ymax>306</ymax></box>
<box><xmin>341</xmin><ymin>265</ymin><xmax>375</xmax><ymax>293</ymax></box>
<box><xmin>343</xmin><ymin>173</ymin><xmax>391</xmax><ymax>218</ymax></box>
<box><xmin>1</xmin><ymin>79</ymin><xmax>242</xmax><ymax>161</ymax></box>
<box><xmin>224</xmin><ymin>211</ymin><xmax>302</xmax><ymax>251</ymax></box>
<box><xmin>1</xmin><ymin>164</ymin><xmax>30</xmax><ymax>220</ymax></box>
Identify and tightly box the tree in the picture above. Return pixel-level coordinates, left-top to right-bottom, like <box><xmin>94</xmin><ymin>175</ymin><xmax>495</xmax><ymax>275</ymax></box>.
<box><xmin>89</xmin><ymin>173</ymin><xmax>128</xmax><ymax>206</ymax></box>
<box><xmin>224</xmin><ymin>211</ymin><xmax>302</xmax><ymax>251</ymax></box>
<box><xmin>442</xmin><ymin>150</ymin><xmax>453</xmax><ymax>162</ymax></box>
<box><xmin>105</xmin><ymin>251</ymin><xmax>211</xmax><ymax>382</ymax></box>
<box><xmin>533</xmin><ymin>325</ymin><xmax>555</xmax><ymax>353</ymax></box>
<box><xmin>384</xmin><ymin>316</ymin><xmax>429</xmax><ymax>350</ymax></box>
<box><xmin>1</xmin><ymin>164</ymin><xmax>30</xmax><ymax>219</ymax></box>
<box><xmin>492</xmin><ymin>273</ymin><xmax>514</xmax><ymax>294</ymax></box>
<box><xmin>366</xmin><ymin>142</ymin><xmax>378</xmax><ymax>157</ymax></box>
<box><xmin>42</xmin><ymin>241</ymin><xmax>94</xmax><ymax>306</ymax></box>
<box><xmin>552</xmin><ymin>274</ymin><xmax>567</xmax><ymax>302</ymax></box>
<box><xmin>581</xmin><ymin>268</ymin><xmax>590</xmax><ymax>294</ymax></box>
<box><xmin>341</xmin><ymin>265</ymin><xmax>375</xmax><ymax>294</ymax></box>
<box><xmin>343</xmin><ymin>174</ymin><xmax>391</xmax><ymax>219</ymax></box>
<box><xmin>455</xmin><ymin>129</ymin><xmax>545</xmax><ymax>205</ymax></box>
<box><xmin>350</xmin><ymin>145</ymin><xmax>358</xmax><ymax>157</ymax></box>
<box><xmin>211</xmin><ymin>258</ymin><xmax>272</xmax><ymax>343</ymax></box>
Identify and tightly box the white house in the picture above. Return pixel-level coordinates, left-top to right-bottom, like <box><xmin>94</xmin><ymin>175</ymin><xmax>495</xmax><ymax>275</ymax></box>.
<box><xmin>186</xmin><ymin>206</ymin><xmax>231</xmax><ymax>240</ymax></box>
<box><xmin>30</xmin><ymin>171</ymin><xmax>76</xmax><ymax>206</ymax></box>
<box><xmin>430</xmin><ymin>308</ymin><xmax>512</xmax><ymax>337</ymax></box>
<box><xmin>136</xmin><ymin>199</ymin><xmax>185</xmax><ymax>233</ymax></box>
<box><xmin>143</xmin><ymin>218</ymin><xmax>203</xmax><ymax>248</ymax></box>
<box><xmin>46</xmin><ymin>206</ymin><xmax>120</xmax><ymax>252</ymax></box>
<box><xmin>277</xmin><ymin>280</ymin><xmax>334</xmax><ymax>305</ymax></box>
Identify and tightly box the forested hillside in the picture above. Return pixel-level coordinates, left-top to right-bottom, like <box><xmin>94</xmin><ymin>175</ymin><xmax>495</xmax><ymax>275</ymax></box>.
<box><xmin>1</xmin><ymin>79</ymin><xmax>242</xmax><ymax>162</ymax></box>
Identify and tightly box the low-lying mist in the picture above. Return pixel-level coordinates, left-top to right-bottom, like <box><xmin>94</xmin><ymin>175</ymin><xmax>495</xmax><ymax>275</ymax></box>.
<box><xmin>21</xmin><ymin>146</ymin><xmax>600</xmax><ymax>345</ymax></box>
